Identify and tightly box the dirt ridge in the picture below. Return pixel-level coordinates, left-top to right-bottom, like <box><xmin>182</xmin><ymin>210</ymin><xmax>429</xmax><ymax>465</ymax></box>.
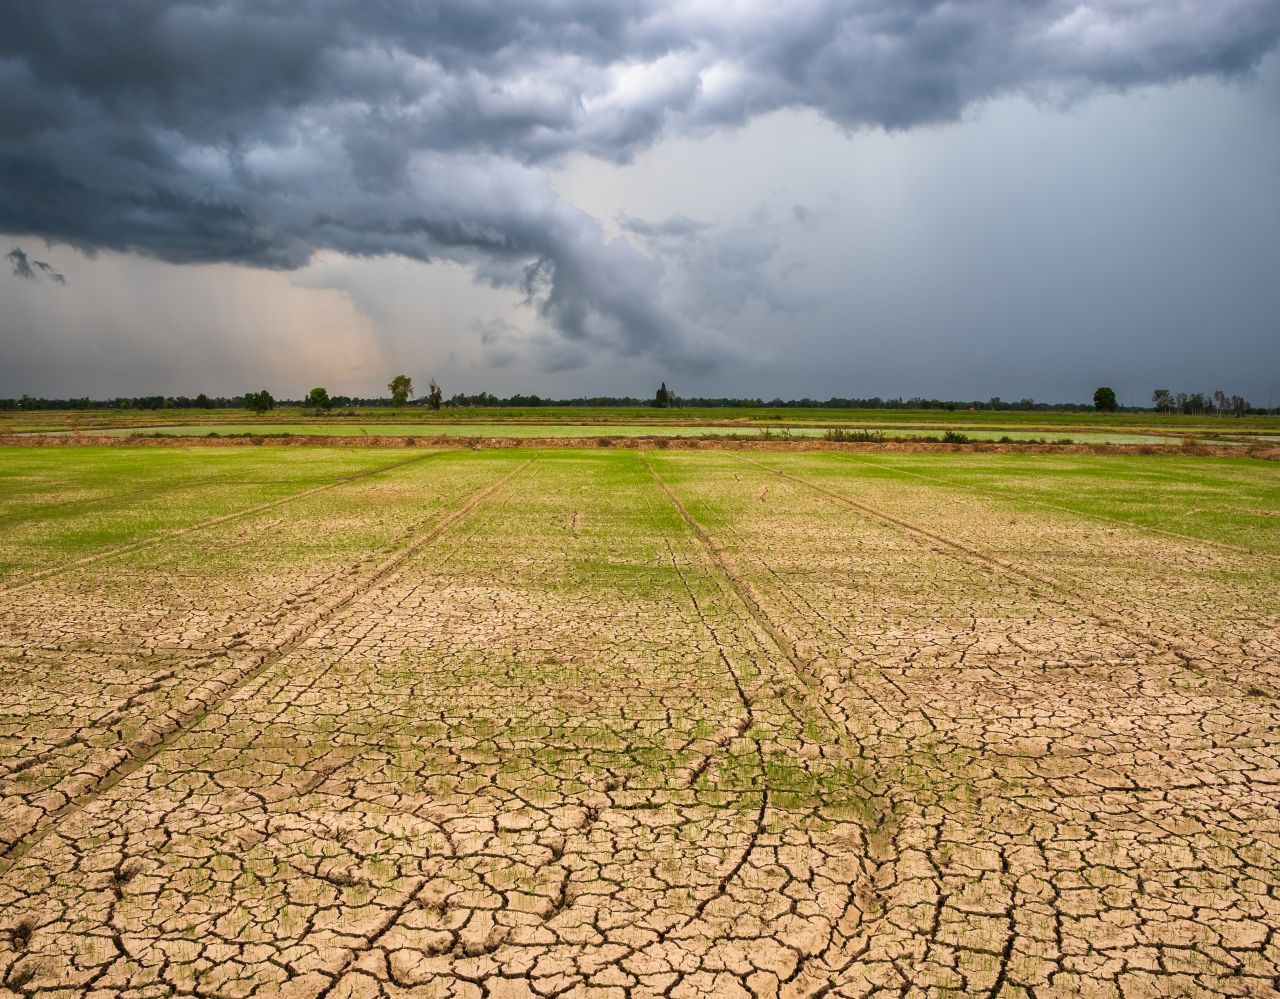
<box><xmin>5</xmin><ymin>432</ymin><xmax>1276</xmax><ymax>460</ymax></box>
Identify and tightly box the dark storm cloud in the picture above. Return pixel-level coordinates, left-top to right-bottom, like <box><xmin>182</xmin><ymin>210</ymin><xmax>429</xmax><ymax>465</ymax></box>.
<box><xmin>3</xmin><ymin>1</ymin><xmax>1278</xmax><ymax>368</ymax></box>
<box><xmin>33</xmin><ymin>260</ymin><xmax>66</xmax><ymax>284</ymax></box>
<box><xmin>6</xmin><ymin>245</ymin><xmax>64</xmax><ymax>284</ymax></box>
<box><xmin>5</xmin><ymin>247</ymin><xmax>34</xmax><ymax>279</ymax></box>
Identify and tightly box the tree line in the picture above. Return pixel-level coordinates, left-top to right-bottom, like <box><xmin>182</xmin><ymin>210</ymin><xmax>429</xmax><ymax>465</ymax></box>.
<box><xmin>1150</xmin><ymin>388</ymin><xmax>1252</xmax><ymax>417</ymax></box>
<box><xmin>0</xmin><ymin>393</ymin><xmax>405</xmax><ymax>411</ymax></box>
<box><xmin>0</xmin><ymin>374</ymin><xmax>445</xmax><ymax>414</ymax></box>
<box><xmin>289</xmin><ymin>377</ymin><xmax>443</xmax><ymax>413</ymax></box>
<box><xmin>2</xmin><ymin>382</ymin><xmax>1274</xmax><ymax>414</ymax></box>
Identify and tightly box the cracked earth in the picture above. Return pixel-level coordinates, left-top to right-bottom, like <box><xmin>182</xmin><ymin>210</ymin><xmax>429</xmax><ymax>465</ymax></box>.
<box><xmin>1</xmin><ymin>447</ymin><xmax>1277</xmax><ymax>997</ymax></box>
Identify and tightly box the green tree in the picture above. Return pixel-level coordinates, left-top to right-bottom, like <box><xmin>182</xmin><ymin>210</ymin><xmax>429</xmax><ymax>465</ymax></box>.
<box><xmin>306</xmin><ymin>386</ymin><xmax>332</xmax><ymax>411</ymax></box>
<box><xmin>1093</xmin><ymin>386</ymin><xmax>1118</xmax><ymax>412</ymax></box>
<box><xmin>388</xmin><ymin>374</ymin><xmax>413</xmax><ymax>407</ymax></box>
<box><xmin>244</xmin><ymin>389</ymin><xmax>275</xmax><ymax>414</ymax></box>
<box><xmin>426</xmin><ymin>378</ymin><xmax>443</xmax><ymax>410</ymax></box>
<box><xmin>653</xmin><ymin>382</ymin><xmax>675</xmax><ymax>408</ymax></box>
<box><xmin>1151</xmin><ymin>388</ymin><xmax>1172</xmax><ymax>413</ymax></box>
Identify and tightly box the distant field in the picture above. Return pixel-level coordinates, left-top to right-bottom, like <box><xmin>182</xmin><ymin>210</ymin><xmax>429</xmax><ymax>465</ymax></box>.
<box><xmin>4</xmin><ymin>404</ymin><xmax>1278</xmax><ymax>438</ymax></box>
<box><xmin>1</xmin><ymin>442</ymin><xmax>1278</xmax><ymax>995</ymax></box>
<box><xmin>35</xmin><ymin>422</ymin><xmax>1182</xmax><ymax>444</ymax></box>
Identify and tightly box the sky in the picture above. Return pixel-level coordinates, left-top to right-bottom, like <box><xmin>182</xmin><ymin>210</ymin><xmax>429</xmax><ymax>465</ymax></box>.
<box><xmin>2</xmin><ymin>2</ymin><xmax>1279</xmax><ymax>405</ymax></box>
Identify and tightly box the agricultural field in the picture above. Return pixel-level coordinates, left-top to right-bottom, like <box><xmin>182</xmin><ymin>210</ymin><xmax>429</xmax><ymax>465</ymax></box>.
<box><xmin>1</xmin><ymin>444</ymin><xmax>1278</xmax><ymax>997</ymax></box>
<box><xmin>5</xmin><ymin>405</ymin><xmax>1279</xmax><ymax>444</ymax></box>
<box><xmin>26</xmin><ymin>424</ymin><xmax>1181</xmax><ymax>446</ymax></box>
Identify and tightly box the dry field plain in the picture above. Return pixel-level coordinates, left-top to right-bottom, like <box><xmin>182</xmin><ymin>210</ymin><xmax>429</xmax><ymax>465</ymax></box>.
<box><xmin>1</xmin><ymin>446</ymin><xmax>1278</xmax><ymax>998</ymax></box>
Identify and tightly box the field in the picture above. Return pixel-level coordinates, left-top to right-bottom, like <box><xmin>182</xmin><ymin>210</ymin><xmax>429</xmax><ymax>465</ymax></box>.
<box><xmin>1</xmin><ymin>444</ymin><xmax>1278</xmax><ymax>997</ymax></box>
<box><xmin>24</xmin><ymin>424</ymin><xmax>1182</xmax><ymax>446</ymax></box>
<box><xmin>5</xmin><ymin>405</ymin><xmax>1280</xmax><ymax>445</ymax></box>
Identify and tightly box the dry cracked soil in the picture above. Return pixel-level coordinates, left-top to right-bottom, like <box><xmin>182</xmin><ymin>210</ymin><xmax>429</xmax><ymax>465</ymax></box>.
<box><xmin>1</xmin><ymin>447</ymin><xmax>1278</xmax><ymax>998</ymax></box>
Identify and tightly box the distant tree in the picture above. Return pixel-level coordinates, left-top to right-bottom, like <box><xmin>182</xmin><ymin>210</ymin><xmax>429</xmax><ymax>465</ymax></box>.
<box><xmin>426</xmin><ymin>378</ymin><xmax>443</xmax><ymax>410</ymax></box>
<box><xmin>195</xmin><ymin>392</ymin><xmax>212</xmax><ymax>408</ymax></box>
<box><xmin>1231</xmin><ymin>394</ymin><xmax>1248</xmax><ymax>418</ymax></box>
<box><xmin>1093</xmin><ymin>386</ymin><xmax>1118</xmax><ymax>412</ymax></box>
<box><xmin>653</xmin><ymin>382</ymin><xmax>675</xmax><ymax>408</ymax></box>
<box><xmin>1186</xmin><ymin>392</ymin><xmax>1207</xmax><ymax>415</ymax></box>
<box><xmin>1151</xmin><ymin>388</ymin><xmax>1173</xmax><ymax>413</ymax></box>
<box><xmin>388</xmin><ymin>374</ymin><xmax>413</xmax><ymax>407</ymax></box>
<box><xmin>306</xmin><ymin>386</ymin><xmax>332</xmax><ymax>411</ymax></box>
<box><xmin>244</xmin><ymin>389</ymin><xmax>275</xmax><ymax>414</ymax></box>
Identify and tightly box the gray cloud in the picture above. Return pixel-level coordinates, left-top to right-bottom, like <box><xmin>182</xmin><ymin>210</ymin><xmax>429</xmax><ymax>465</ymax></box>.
<box><xmin>34</xmin><ymin>260</ymin><xmax>65</xmax><ymax>284</ymax></box>
<box><xmin>620</xmin><ymin>206</ymin><xmax>812</xmax><ymax>320</ymax></box>
<box><xmin>3</xmin><ymin>1</ymin><xmax>1278</xmax><ymax>370</ymax></box>
<box><xmin>6</xmin><ymin>245</ymin><xmax>64</xmax><ymax>283</ymax></box>
<box><xmin>5</xmin><ymin>247</ymin><xmax>34</xmax><ymax>279</ymax></box>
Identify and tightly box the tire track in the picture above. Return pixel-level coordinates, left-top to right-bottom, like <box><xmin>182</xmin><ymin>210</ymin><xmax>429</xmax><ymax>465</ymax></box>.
<box><xmin>0</xmin><ymin>668</ymin><xmax>178</xmax><ymax>780</ymax></box>
<box><xmin>0</xmin><ymin>450</ymin><xmax>444</xmax><ymax>595</ymax></box>
<box><xmin>0</xmin><ymin>461</ymin><xmax>505</xmax><ymax>784</ymax></box>
<box><xmin>641</xmin><ymin>455</ymin><xmax>864</xmax><ymax>747</ymax></box>
<box><xmin>659</xmin><ymin>538</ymin><xmax>770</xmax><ymax>935</ymax></box>
<box><xmin>833</xmin><ymin>452</ymin><xmax>1280</xmax><ymax>566</ymax></box>
<box><xmin>0</xmin><ymin>449</ymin><xmax>495</xmax><ymax>796</ymax></box>
<box><xmin>306</xmin><ymin>476</ymin><xmax>773</xmax><ymax>996</ymax></box>
<box><xmin>314</xmin><ymin>457</ymin><xmax>795</xmax><ymax>988</ymax></box>
<box><xmin>0</xmin><ymin>456</ymin><xmax>536</xmax><ymax>871</ymax></box>
<box><xmin>0</xmin><ymin>472</ymin><xmax>230</xmax><ymax>528</ymax></box>
<box><xmin>736</xmin><ymin>455</ymin><xmax>1280</xmax><ymax>996</ymax></box>
<box><xmin>642</xmin><ymin>453</ymin><xmax>898</xmax><ymax>992</ymax></box>
<box><xmin>736</xmin><ymin>454</ymin><xmax>1272</xmax><ymax>681</ymax></box>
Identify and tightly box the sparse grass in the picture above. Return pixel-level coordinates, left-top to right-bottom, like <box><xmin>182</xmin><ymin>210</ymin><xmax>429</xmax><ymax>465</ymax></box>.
<box><xmin>785</xmin><ymin>449</ymin><xmax>1280</xmax><ymax>554</ymax></box>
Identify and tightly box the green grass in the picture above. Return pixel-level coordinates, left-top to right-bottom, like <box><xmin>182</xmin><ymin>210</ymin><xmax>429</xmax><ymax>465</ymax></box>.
<box><xmin>4</xmin><ymin>444</ymin><xmax>1276</xmax><ymax>579</ymax></box>
<box><xmin>0</xmin><ymin>447</ymin><xmax>428</xmax><ymax>576</ymax></box>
